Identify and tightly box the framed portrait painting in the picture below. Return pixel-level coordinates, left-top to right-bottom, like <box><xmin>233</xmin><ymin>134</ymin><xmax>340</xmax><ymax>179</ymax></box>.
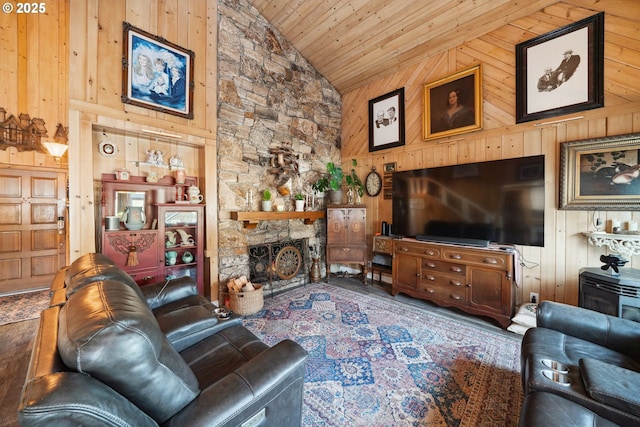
<box><xmin>516</xmin><ymin>12</ymin><xmax>604</xmax><ymax>124</ymax></box>
<box><xmin>423</xmin><ymin>65</ymin><xmax>483</xmax><ymax>140</ymax></box>
<box><xmin>560</xmin><ymin>133</ymin><xmax>640</xmax><ymax>210</ymax></box>
<box><xmin>369</xmin><ymin>88</ymin><xmax>405</xmax><ymax>152</ymax></box>
<box><xmin>122</xmin><ymin>22</ymin><xmax>194</xmax><ymax>119</ymax></box>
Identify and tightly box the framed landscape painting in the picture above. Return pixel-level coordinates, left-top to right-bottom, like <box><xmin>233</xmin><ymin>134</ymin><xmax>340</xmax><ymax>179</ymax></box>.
<box><xmin>516</xmin><ymin>12</ymin><xmax>604</xmax><ymax>124</ymax></box>
<box><xmin>122</xmin><ymin>22</ymin><xmax>194</xmax><ymax>119</ymax></box>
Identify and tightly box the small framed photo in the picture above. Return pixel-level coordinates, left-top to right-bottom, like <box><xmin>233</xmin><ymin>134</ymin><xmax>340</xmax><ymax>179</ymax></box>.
<box><xmin>560</xmin><ymin>133</ymin><xmax>640</xmax><ymax>210</ymax></box>
<box><xmin>515</xmin><ymin>12</ymin><xmax>604</xmax><ymax>124</ymax></box>
<box><xmin>383</xmin><ymin>162</ymin><xmax>396</xmax><ymax>173</ymax></box>
<box><xmin>369</xmin><ymin>88</ymin><xmax>405</xmax><ymax>152</ymax></box>
<box><xmin>122</xmin><ymin>22</ymin><xmax>194</xmax><ymax>119</ymax></box>
<box><xmin>423</xmin><ymin>64</ymin><xmax>482</xmax><ymax>140</ymax></box>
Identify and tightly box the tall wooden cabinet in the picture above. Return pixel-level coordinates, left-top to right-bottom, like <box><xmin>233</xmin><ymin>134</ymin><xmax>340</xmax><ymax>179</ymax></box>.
<box><xmin>392</xmin><ymin>238</ymin><xmax>515</xmax><ymax>328</ymax></box>
<box><xmin>100</xmin><ymin>174</ymin><xmax>205</xmax><ymax>295</ymax></box>
<box><xmin>326</xmin><ymin>204</ymin><xmax>367</xmax><ymax>283</ymax></box>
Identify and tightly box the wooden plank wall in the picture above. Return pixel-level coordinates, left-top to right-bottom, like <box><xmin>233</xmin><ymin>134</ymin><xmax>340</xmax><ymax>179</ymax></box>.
<box><xmin>65</xmin><ymin>0</ymin><xmax>220</xmax><ymax>299</ymax></box>
<box><xmin>340</xmin><ymin>1</ymin><xmax>640</xmax><ymax>306</ymax></box>
<box><xmin>0</xmin><ymin>0</ymin><xmax>68</xmax><ymax>168</ymax></box>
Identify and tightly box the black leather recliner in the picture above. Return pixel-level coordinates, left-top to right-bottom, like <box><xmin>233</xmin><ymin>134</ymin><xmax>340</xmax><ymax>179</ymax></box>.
<box><xmin>519</xmin><ymin>301</ymin><xmax>640</xmax><ymax>427</ymax></box>
<box><xmin>19</xmin><ymin>253</ymin><xmax>308</xmax><ymax>426</ymax></box>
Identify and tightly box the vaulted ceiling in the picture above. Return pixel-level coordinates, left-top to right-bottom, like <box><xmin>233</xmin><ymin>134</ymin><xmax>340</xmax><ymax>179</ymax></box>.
<box><xmin>249</xmin><ymin>0</ymin><xmax>560</xmax><ymax>94</ymax></box>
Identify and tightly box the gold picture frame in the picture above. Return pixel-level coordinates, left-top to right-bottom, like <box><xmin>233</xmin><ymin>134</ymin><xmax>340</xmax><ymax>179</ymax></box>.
<box><xmin>423</xmin><ymin>65</ymin><xmax>482</xmax><ymax>140</ymax></box>
<box><xmin>560</xmin><ymin>133</ymin><xmax>640</xmax><ymax>210</ymax></box>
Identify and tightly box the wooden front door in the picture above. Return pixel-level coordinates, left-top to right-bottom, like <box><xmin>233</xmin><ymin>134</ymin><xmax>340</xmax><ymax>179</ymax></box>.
<box><xmin>0</xmin><ymin>168</ymin><xmax>67</xmax><ymax>295</ymax></box>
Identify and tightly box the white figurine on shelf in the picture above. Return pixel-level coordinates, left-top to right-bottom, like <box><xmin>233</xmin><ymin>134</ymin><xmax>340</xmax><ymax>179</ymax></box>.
<box><xmin>169</xmin><ymin>155</ymin><xmax>184</xmax><ymax>170</ymax></box>
<box><xmin>176</xmin><ymin>229</ymin><xmax>195</xmax><ymax>246</ymax></box>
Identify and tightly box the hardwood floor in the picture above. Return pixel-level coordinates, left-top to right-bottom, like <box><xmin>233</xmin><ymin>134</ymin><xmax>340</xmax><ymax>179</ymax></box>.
<box><xmin>0</xmin><ymin>318</ymin><xmax>37</xmax><ymax>427</ymax></box>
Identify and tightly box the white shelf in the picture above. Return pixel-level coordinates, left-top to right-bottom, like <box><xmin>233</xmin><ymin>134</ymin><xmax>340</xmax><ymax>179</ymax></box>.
<box><xmin>583</xmin><ymin>232</ymin><xmax>640</xmax><ymax>259</ymax></box>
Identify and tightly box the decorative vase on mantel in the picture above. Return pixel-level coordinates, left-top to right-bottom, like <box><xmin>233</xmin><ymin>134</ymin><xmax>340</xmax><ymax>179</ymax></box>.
<box><xmin>346</xmin><ymin>187</ymin><xmax>355</xmax><ymax>204</ymax></box>
<box><xmin>262</xmin><ymin>200</ymin><xmax>272</xmax><ymax>212</ymax></box>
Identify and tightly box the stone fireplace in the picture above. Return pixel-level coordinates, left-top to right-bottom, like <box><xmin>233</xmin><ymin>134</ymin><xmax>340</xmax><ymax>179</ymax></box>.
<box><xmin>215</xmin><ymin>0</ymin><xmax>341</xmax><ymax>298</ymax></box>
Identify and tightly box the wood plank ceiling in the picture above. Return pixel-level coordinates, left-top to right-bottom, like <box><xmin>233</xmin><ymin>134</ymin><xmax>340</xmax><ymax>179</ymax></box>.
<box><xmin>249</xmin><ymin>0</ymin><xmax>560</xmax><ymax>95</ymax></box>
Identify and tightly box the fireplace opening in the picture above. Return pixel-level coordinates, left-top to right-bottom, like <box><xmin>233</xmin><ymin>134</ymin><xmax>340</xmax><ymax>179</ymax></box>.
<box><xmin>249</xmin><ymin>239</ymin><xmax>308</xmax><ymax>295</ymax></box>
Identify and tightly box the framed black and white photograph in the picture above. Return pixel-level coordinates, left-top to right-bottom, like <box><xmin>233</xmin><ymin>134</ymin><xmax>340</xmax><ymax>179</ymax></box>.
<box><xmin>423</xmin><ymin>65</ymin><xmax>483</xmax><ymax>140</ymax></box>
<box><xmin>122</xmin><ymin>22</ymin><xmax>194</xmax><ymax>119</ymax></box>
<box><xmin>516</xmin><ymin>12</ymin><xmax>604</xmax><ymax>124</ymax></box>
<box><xmin>560</xmin><ymin>133</ymin><xmax>640</xmax><ymax>210</ymax></box>
<box><xmin>369</xmin><ymin>88</ymin><xmax>405</xmax><ymax>152</ymax></box>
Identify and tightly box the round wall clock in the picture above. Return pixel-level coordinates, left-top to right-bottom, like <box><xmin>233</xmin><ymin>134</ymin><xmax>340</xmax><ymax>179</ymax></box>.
<box><xmin>98</xmin><ymin>140</ymin><xmax>118</xmax><ymax>157</ymax></box>
<box><xmin>365</xmin><ymin>166</ymin><xmax>382</xmax><ymax>197</ymax></box>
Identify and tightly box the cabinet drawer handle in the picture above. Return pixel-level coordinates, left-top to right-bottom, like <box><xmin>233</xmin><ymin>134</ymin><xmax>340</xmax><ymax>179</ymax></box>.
<box><xmin>483</xmin><ymin>258</ymin><xmax>498</xmax><ymax>264</ymax></box>
<box><xmin>343</xmin><ymin>248</ymin><xmax>351</xmax><ymax>252</ymax></box>
<box><xmin>143</xmin><ymin>276</ymin><xmax>153</xmax><ymax>281</ymax></box>
<box><xmin>400</xmin><ymin>247</ymin><xmax>409</xmax><ymax>252</ymax></box>
<box><xmin>450</xmin><ymin>254</ymin><xmax>462</xmax><ymax>260</ymax></box>
<box><xmin>450</xmin><ymin>294</ymin><xmax>462</xmax><ymax>300</ymax></box>
<box><xmin>425</xmin><ymin>250</ymin><xmax>436</xmax><ymax>256</ymax></box>
<box><xmin>450</xmin><ymin>280</ymin><xmax>462</xmax><ymax>287</ymax></box>
<box><xmin>425</xmin><ymin>274</ymin><xmax>435</xmax><ymax>281</ymax></box>
<box><xmin>450</xmin><ymin>266</ymin><xmax>462</xmax><ymax>273</ymax></box>
<box><xmin>426</xmin><ymin>288</ymin><xmax>435</xmax><ymax>294</ymax></box>
<box><xmin>426</xmin><ymin>262</ymin><xmax>436</xmax><ymax>268</ymax></box>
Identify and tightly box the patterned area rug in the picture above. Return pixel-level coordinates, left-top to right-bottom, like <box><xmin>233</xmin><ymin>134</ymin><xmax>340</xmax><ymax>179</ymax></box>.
<box><xmin>243</xmin><ymin>283</ymin><xmax>522</xmax><ymax>426</ymax></box>
<box><xmin>0</xmin><ymin>290</ymin><xmax>49</xmax><ymax>326</ymax></box>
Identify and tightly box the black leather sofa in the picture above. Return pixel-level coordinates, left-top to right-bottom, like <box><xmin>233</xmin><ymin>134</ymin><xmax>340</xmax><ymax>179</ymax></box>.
<box><xmin>519</xmin><ymin>301</ymin><xmax>640</xmax><ymax>427</ymax></box>
<box><xmin>19</xmin><ymin>253</ymin><xmax>308</xmax><ymax>426</ymax></box>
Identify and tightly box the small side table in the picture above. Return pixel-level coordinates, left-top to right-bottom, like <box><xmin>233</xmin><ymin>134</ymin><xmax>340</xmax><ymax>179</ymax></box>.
<box><xmin>371</xmin><ymin>236</ymin><xmax>393</xmax><ymax>286</ymax></box>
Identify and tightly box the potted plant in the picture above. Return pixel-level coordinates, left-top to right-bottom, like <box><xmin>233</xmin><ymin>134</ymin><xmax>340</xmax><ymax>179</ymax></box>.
<box><xmin>294</xmin><ymin>193</ymin><xmax>305</xmax><ymax>211</ymax></box>
<box><xmin>261</xmin><ymin>188</ymin><xmax>273</xmax><ymax>211</ymax></box>
<box><xmin>345</xmin><ymin>159</ymin><xmax>364</xmax><ymax>204</ymax></box>
<box><xmin>312</xmin><ymin>161</ymin><xmax>344</xmax><ymax>204</ymax></box>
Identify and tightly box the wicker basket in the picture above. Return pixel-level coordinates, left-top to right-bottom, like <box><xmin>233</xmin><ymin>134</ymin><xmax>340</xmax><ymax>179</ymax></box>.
<box><xmin>229</xmin><ymin>284</ymin><xmax>264</xmax><ymax>315</ymax></box>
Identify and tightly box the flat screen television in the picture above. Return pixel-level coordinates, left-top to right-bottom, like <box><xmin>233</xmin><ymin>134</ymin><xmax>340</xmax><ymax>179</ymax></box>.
<box><xmin>392</xmin><ymin>155</ymin><xmax>545</xmax><ymax>247</ymax></box>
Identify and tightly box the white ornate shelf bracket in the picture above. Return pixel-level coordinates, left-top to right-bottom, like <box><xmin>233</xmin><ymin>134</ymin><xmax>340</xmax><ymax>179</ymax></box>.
<box><xmin>583</xmin><ymin>232</ymin><xmax>640</xmax><ymax>260</ymax></box>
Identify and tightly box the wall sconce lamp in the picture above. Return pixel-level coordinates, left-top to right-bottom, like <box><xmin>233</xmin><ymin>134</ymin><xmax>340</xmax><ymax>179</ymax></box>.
<box><xmin>43</xmin><ymin>123</ymin><xmax>69</xmax><ymax>164</ymax></box>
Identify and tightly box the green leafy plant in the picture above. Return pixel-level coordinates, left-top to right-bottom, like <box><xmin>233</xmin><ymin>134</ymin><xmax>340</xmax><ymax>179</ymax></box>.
<box><xmin>294</xmin><ymin>193</ymin><xmax>305</xmax><ymax>200</ymax></box>
<box><xmin>262</xmin><ymin>188</ymin><xmax>272</xmax><ymax>201</ymax></box>
<box><xmin>345</xmin><ymin>159</ymin><xmax>364</xmax><ymax>197</ymax></box>
<box><xmin>312</xmin><ymin>161</ymin><xmax>344</xmax><ymax>193</ymax></box>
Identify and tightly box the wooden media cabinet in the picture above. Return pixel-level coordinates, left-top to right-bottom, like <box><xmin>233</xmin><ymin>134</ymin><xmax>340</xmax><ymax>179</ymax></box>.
<box><xmin>392</xmin><ymin>238</ymin><xmax>515</xmax><ymax>328</ymax></box>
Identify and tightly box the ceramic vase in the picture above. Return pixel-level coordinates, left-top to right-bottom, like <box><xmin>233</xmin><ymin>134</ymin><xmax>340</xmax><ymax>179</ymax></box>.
<box><xmin>165</xmin><ymin>250</ymin><xmax>178</xmax><ymax>265</ymax></box>
<box><xmin>122</xmin><ymin>206</ymin><xmax>145</xmax><ymax>230</ymax></box>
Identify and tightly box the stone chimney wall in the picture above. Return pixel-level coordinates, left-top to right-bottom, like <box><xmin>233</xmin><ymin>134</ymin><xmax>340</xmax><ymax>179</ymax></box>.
<box><xmin>217</xmin><ymin>0</ymin><xmax>342</xmax><ymax>289</ymax></box>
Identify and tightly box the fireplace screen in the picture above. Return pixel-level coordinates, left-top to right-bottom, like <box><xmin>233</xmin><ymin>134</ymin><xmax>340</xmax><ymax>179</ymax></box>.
<box><xmin>249</xmin><ymin>239</ymin><xmax>308</xmax><ymax>293</ymax></box>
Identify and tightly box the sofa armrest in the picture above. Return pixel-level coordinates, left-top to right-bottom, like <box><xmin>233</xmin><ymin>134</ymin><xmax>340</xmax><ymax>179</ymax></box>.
<box><xmin>165</xmin><ymin>339</ymin><xmax>308</xmax><ymax>427</ymax></box>
<box><xmin>580</xmin><ymin>358</ymin><xmax>640</xmax><ymax>418</ymax></box>
<box><xmin>537</xmin><ymin>301</ymin><xmax>640</xmax><ymax>358</ymax></box>
<box><xmin>156</xmin><ymin>306</ymin><xmax>244</xmax><ymax>352</ymax></box>
<box><xmin>142</xmin><ymin>276</ymin><xmax>198</xmax><ymax>309</ymax></box>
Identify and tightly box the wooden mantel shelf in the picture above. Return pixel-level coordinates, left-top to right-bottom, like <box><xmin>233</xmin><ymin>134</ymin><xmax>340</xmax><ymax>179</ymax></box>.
<box><xmin>230</xmin><ymin>211</ymin><xmax>325</xmax><ymax>229</ymax></box>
